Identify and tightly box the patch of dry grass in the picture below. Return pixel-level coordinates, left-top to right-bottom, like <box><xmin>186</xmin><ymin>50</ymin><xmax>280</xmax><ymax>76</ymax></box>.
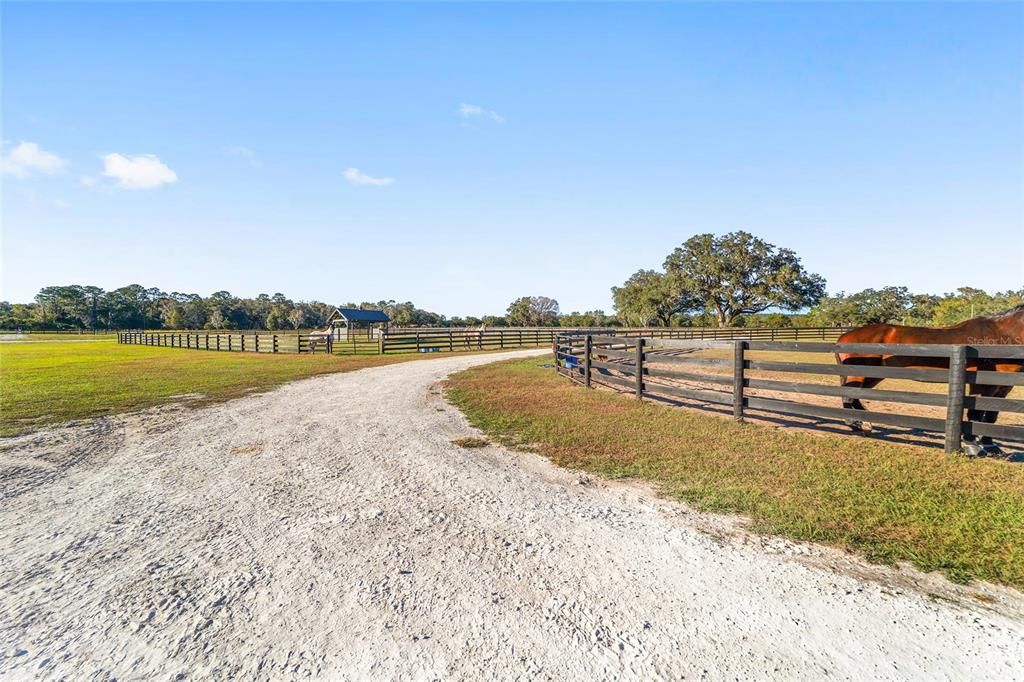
<box><xmin>446</xmin><ymin>356</ymin><xmax>1024</xmax><ymax>589</ymax></box>
<box><xmin>451</xmin><ymin>436</ymin><xmax>489</xmax><ymax>448</ymax></box>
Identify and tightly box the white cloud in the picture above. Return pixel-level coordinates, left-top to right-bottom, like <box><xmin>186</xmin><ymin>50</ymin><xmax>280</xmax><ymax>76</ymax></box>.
<box><xmin>102</xmin><ymin>153</ymin><xmax>177</xmax><ymax>189</ymax></box>
<box><xmin>226</xmin><ymin>145</ymin><xmax>263</xmax><ymax>168</ymax></box>
<box><xmin>80</xmin><ymin>175</ymin><xmax>98</xmax><ymax>187</ymax></box>
<box><xmin>343</xmin><ymin>167</ymin><xmax>394</xmax><ymax>186</ymax></box>
<box><xmin>1</xmin><ymin>141</ymin><xmax>69</xmax><ymax>177</ymax></box>
<box><xmin>55</xmin><ymin>198</ymin><xmax>69</xmax><ymax>209</ymax></box>
<box><xmin>458</xmin><ymin>103</ymin><xmax>504</xmax><ymax>124</ymax></box>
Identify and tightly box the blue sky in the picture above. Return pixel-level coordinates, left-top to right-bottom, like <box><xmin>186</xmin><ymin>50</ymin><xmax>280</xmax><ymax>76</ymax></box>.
<box><xmin>2</xmin><ymin>2</ymin><xmax>1022</xmax><ymax>316</ymax></box>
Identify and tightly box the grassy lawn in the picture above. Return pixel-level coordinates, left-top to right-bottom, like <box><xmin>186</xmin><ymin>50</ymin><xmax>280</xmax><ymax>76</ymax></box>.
<box><xmin>0</xmin><ymin>339</ymin><xmax>465</xmax><ymax>436</ymax></box>
<box><xmin>446</xmin><ymin>356</ymin><xmax>1024</xmax><ymax>589</ymax></box>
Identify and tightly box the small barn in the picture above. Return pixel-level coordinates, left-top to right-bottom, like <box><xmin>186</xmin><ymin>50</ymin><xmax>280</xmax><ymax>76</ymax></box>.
<box><xmin>326</xmin><ymin>307</ymin><xmax>391</xmax><ymax>340</ymax></box>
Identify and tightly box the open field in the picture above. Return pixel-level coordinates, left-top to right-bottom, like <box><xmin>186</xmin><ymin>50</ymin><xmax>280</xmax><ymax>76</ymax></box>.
<box><xmin>2</xmin><ymin>350</ymin><xmax>1021</xmax><ymax>679</ymax></box>
<box><xmin>446</xmin><ymin>356</ymin><xmax>1024</xmax><ymax>588</ymax></box>
<box><xmin>0</xmin><ymin>338</ymin><xmax>485</xmax><ymax>436</ymax></box>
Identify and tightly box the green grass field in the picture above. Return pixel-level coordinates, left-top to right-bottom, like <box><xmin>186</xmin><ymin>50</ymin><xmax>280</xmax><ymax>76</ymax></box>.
<box><xmin>446</xmin><ymin>356</ymin><xmax>1024</xmax><ymax>588</ymax></box>
<box><xmin>0</xmin><ymin>338</ymin><xmax>461</xmax><ymax>436</ymax></box>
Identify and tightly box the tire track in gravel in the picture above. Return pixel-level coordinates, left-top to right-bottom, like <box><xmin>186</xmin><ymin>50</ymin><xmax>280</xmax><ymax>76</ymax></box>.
<box><xmin>1</xmin><ymin>349</ymin><xmax>1022</xmax><ymax>681</ymax></box>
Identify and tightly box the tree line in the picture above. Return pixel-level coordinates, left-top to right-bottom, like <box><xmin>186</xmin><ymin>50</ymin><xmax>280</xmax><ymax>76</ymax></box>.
<box><xmin>0</xmin><ymin>286</ymin><xmax>577</xmax><ymax>331</ymax></box>
<box><xmin>4</xmin><ymin>232</ymin><xmax>1020</xmax><ymax>331</ymax></box>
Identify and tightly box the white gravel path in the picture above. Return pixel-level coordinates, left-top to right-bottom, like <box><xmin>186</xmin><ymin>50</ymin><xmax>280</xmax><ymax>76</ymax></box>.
<box><xmin>1</xmin><ymin>349</ymin><xmax>1022</xmax><ymax>681</ymax></box>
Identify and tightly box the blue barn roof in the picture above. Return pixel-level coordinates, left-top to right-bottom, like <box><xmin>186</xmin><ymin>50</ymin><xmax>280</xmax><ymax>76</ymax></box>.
<box><xmin>331</xmin><ymin>307</ymin><xmax>391</xmax><ymax>323</ymax></box>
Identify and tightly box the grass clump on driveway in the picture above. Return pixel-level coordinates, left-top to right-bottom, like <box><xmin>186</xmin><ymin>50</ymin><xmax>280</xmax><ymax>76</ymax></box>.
<box><xmin>445</xmin><ymin>356</ymin><xmax>1024</xmax><ymax>589</ymax></box>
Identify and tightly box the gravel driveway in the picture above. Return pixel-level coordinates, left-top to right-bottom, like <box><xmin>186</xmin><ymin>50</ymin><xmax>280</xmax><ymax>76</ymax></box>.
<box><xmin>1</xmin><ymin>349</ymin><xmax>1022</xmax><ymax>680</ymax></box>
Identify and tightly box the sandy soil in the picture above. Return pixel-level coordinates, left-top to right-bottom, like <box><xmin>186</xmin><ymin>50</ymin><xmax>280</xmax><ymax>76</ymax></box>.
<box><xmin>1</xmin><ymin>349</ymin><xmax>1022</xmax><ymax>681</ymax></box>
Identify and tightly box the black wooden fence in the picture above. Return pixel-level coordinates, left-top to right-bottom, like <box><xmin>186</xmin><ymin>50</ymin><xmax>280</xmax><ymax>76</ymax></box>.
<box><xmin>119</xmin><ymin>331</ymin><xmax>302</xmax><ymax>353</ymax></box>
<box><xmin>381</xmin><ymin>328</ymin><xmax>561</xmax><ymax>354</ymax></box>
<box><xmin>118</xmin><ymin>326</ymin><xmax>853</xmax><ymax>356</ymax></box>
<box><xmin>554</xmin><ymin>334</ymin><xmax>1024</xmax><ymax>453</ymax></box>
<box><xmin>380</xmin><ymin>326</ymin><xmax>852</xmax><ymax>354</ymax></box>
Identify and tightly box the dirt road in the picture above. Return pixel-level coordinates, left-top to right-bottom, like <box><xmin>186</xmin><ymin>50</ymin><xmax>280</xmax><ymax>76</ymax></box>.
<box><xmin>1</xmin><ymin>350</ymin><xmax>1021</xmax><ymax>680</ymax></box>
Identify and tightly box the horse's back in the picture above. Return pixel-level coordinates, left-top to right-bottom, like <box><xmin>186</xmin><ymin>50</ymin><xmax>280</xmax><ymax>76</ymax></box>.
<box><xmin>836</xmin><ymin>324</ymin><xmax>894</xmax><ymax>364</ymax></box>
<box><xmin>837</xmin><ymin>323</ymin><xmax>892</xmax><ymax>345</ymax></box>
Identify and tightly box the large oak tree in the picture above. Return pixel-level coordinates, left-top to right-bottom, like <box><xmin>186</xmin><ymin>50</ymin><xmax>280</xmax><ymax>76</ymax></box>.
<box><xmin>663</xmin><ymin>231</ymin><xmax>826</xmax><ymax>327</ymax></box>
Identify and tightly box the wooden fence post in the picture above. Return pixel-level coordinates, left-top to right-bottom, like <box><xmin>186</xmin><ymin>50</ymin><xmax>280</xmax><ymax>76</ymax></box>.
<box><xmin>255</xmin><ymin>334</ymin><xmax>260</xmax><ymax>353</ymax></box>
<box><xmin>273</xmin><ymin>334</ymin><xmax>278</xmax><ymax>353</ymax></box>
<box><xmin>733</xmin><ymin>340</ymin><xmax>745</xmax><ymax>421</ymax></box>
<box><xmin>945</xmin><ymin>345</ymin><xmax>967</xmax><ymax>453</ymax></box>
<box><xmin>634</xmin><ymin>337</ymin><xmax>644</xmax><ymax>398</ymax></box>
<box><xmin>584</xmin><ymin>335</ymin><xmax>592</xmax><ymax>388</ymax></box>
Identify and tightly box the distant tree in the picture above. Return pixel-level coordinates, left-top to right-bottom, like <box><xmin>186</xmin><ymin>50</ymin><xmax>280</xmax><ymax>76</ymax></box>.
<box><xmin>206</xmin><ymin>308</ymin><xmax>227</xmax><ymax>329</ymax></box>
<box><xmin>664</xmin><ymin>231</ymin><xmax>826</xmax><ymax>327</ymax></box>
<box><xmin>81</xmin><ymin>286</ymin><xmax>106</xmax><ymax>328</ymax></box>
<box><xmin>805</xmin><ymin>286</ymin><xmax>963</xmax><ymax>327</ymax></box>
<box><xmin>900</xmin><ymin>294</ymin><xmax>938</xmax><ymax>325</ymax></box>
<box><xmin>611</xmin><ymin>270</ymin><xmax>682</xmax><ymax>327</ymax></box>
<box><xmin>506</xmin><ymin>296</ymin><xmax>560</xmax><ymax>326</ymax></box>
<box><xmin>931</xmin><ymin>288</ymin><xmax>1024</xmax><ymax>325</ymax></box>
<box><xmin>744</xmin><ymin>312</ymin><xmax>795</xmax><ymax>328</ymax></box>
<box><xmin>165</xmin><ymin>306</ymin><xmax>186</xmax><ymax>329</ymax></box>
<box><xmin>506</xmin><ymin>297</ymin><xmax>531</xmax><ymax>326</ymax></box>
<box><xmin>807</xmin><ymin>287</ymin><xmax>912</xmax><ymax>326</ymax></box>
<box><xmin>560</xmin><ymin>310</ymin><xmax>613</xmax><ymax>327</ymax></box>
<box><xmin>266</xmin><ymin>305</ymin><xmax>291</xmax><ymax>330</ymax></box>
<box><xmin>287</xmin><ymin>307</ymin><xmax>305</xmax><ymax>329</ymax></box>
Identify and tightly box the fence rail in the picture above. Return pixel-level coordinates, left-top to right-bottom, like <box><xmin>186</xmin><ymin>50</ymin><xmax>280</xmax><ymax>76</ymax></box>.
<box><xmin>117</xmin><ymin>325</ymin><xmax>854</xmax><ymax>356</ymax></box>
<box><xmin>554</xmin><ymin>334</ymin><xmax>1024</xmax><ymax>453</ymax></box>
<box><xmin>119</xmin><ymin>331</ymin><xmax>300</xmax><ymax>353</ymax></box>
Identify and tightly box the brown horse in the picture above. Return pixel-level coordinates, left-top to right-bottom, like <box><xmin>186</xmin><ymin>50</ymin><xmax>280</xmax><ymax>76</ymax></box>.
<box><xmin>835</xmin><ymin>305</ymin><xmax>1024</xmax><ymax>456</ymax></box>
